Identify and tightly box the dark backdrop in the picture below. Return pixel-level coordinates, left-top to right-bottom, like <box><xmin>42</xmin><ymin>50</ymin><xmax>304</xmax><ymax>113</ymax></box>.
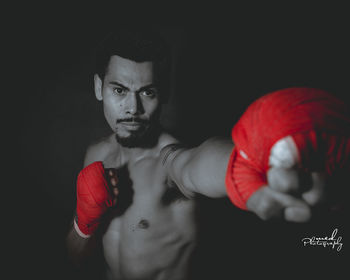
<box><xmin>8</xmin><ymin>4</ymin><xmax>348</xmax><ymax>279</ymax></box>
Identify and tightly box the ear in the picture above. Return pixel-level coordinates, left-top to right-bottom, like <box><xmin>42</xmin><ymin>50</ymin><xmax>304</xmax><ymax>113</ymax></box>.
<box><xmin>94</xmin><ymin>74</ymin><xmax>103</xmax><ymax>101</ymax></box>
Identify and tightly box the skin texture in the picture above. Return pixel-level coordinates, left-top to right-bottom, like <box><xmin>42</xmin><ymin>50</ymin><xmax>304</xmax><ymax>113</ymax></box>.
<box><xmin>94</xmin><ymin>56</ymin><xmax>160</xmax><ymax>141</ymax></box>
<box><xmin>99</xmin><ymin>133</ymin><xmax>197</xmax><ymax>280</ymax></box>
<box><xmin>66</xmin><ymin>55</ymin><xmax>326</xmax><ymax>280</ymax></box>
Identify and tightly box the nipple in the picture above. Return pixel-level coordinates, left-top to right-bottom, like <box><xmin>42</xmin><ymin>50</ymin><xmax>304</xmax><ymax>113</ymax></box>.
<box><xmin>138</xmin><ymin>219</ymin><xmax>150</xmax><ymax>229</ymax></box>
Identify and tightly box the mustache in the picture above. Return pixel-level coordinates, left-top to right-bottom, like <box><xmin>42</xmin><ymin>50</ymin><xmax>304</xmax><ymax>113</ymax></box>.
<box><xmin>116</xmin><ymin>117</ymin><xmax>150</xmax><ymax>124</ymax></box>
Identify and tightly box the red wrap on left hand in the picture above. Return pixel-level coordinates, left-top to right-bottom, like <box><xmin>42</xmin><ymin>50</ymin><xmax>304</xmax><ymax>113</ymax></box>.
<box><xmin>226</xmin><ymin>87</ymin><xmax>350</xmax><ymax>210</ymax></box>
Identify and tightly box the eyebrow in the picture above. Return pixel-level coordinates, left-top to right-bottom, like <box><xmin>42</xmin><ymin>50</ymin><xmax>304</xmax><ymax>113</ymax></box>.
<box><xmin>109</xmin><ymin>81</ymin><xmax>157</xmax><ymax>93</ymax></box>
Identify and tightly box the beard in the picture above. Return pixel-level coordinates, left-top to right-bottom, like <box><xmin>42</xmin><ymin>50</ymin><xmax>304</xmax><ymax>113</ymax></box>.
<box><xmin>115</xmin><ymin>110</ymin><xmax>162</xmax><ymax>148</ymax></box>
<box><xmin>115</xmin><ymin>122</ymin><xmax>161</xmax><ymax>148</ymax></box>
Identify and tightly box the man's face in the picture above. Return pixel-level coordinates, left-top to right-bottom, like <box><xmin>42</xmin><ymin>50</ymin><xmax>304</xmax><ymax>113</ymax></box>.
<box><xmin>94</xmin><ymin>55</ymin><xmax>161</xmax><ymax>147</ymax></box>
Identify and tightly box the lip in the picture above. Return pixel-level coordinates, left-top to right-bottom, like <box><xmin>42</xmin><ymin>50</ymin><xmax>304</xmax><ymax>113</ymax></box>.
<box><xmin>120</xmin><ymin>122</ymin><xmax>143</xmax><ymax>128</ymax></box>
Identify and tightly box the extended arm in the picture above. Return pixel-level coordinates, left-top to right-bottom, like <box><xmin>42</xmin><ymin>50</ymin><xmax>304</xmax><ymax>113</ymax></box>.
<box><xmin>165</xmin><ymin>137</ymin><xmax>234</xmax><ymax>198</ymax></box>
<box><xmin>164</xmin><ymin>137</ymin><xmax>314</xmax><ymax>222</ymax></box>
<box><xmin>167</xmin><ymin>88</ymin><xmax>349</xmax><ymax>223</ymax></box>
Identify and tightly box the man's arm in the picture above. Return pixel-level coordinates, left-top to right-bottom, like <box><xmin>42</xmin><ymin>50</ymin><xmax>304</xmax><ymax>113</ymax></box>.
<box><xmin>165</xmin><ymin>137</ymin><xmax>234</xmax><ymax>198</ymax></box>
<box><xmin>165</xmin><ymin>137</ymin><xmax>314</xmax><ymax>222</ymax></box>
<box><xmin>66</xmin><ymin>142</ymin><xmax>117</xmax><ymax>266</ymax></box>
<box><xmin>66</xmin><ymin>220</ymin><xmax>98</xmax><ymax>267</ymax></box>
<box><xmin>66</xmin><ymin>145</ymin><xmax>100</xmax><ymax>266</ymax></box>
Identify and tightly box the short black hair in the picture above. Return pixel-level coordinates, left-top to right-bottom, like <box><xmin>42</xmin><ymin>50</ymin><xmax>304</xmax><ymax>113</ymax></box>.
<box><xmin>95</xmin><ymin>26</ymin><xmax>172</xmax><ymax>102</ymax></box>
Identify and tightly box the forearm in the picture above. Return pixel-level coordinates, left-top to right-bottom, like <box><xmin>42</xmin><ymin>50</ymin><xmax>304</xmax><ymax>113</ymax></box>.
<box><xmin>67</xmin><ymin>160</ymin><xmax>116</xmax><ymax>266</ymax></box>
<box><xmin>169</xmin><ymin>137</ymin><xmax>234</xmax><ymax>198</ymax></box>
<box><xmin>66</xmin><ymin>222</ymin><xmax>98</xmax><ymax>267</ymax></box>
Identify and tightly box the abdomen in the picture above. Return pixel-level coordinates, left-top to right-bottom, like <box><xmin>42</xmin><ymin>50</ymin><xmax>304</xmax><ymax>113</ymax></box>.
<box><xmin>102</xmin><ymin>199</ymin><xmax>197</xmax><ymax>280</ymax></box>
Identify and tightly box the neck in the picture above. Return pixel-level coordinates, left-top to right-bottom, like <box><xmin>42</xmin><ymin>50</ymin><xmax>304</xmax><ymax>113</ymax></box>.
<box><xmin>115</xmin><ymin>134</ymin><xmax>161</xmax><ymax>164</ymax></box>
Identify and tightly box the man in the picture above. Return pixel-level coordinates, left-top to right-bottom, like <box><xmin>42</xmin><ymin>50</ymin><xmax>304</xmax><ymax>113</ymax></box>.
<box><xmin>66</xmin><ymin>27</ymin><xmax>348</xmax><ymax>280</ymax></box>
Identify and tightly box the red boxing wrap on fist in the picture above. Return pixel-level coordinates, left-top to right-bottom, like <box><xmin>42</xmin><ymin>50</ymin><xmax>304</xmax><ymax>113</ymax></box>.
<box><xmin>74</xmin><ymin>161</ymin><xmax>116</xmax><ymax>238</ymax></box>
<box><xmin>226</xmin><ymin>87</ymin><xmax>350</xmax><ymax>210</ymax></box>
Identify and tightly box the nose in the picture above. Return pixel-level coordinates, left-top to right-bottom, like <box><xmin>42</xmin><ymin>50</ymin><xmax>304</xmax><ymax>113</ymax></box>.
<box><xmin>125</xmin><ymin>93</ymin><xmax>142</xmax><ymax>115</ymax></box>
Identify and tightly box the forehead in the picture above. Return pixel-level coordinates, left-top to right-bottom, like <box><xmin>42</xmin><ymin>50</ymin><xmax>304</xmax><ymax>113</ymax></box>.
<box><xmin>105</xmin><ymin>55</ymin><xmax>155</xmax><ymax>85</ymax></box>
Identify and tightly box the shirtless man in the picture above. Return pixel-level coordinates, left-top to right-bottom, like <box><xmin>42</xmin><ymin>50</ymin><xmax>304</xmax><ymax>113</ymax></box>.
<box><xmin>66</xmin><ymin>28</ymin><xmax>345</xmax><ymax>280</ymax></box>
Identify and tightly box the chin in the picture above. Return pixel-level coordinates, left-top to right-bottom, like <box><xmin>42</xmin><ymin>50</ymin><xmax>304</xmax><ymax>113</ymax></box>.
<box><xmin>115</xmin><ymin>124</ymin><xmax>161</xmax><ymax>148</ymax></box>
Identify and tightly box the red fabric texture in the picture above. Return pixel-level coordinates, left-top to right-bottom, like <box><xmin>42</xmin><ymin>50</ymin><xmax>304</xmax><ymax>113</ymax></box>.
<box><xmin>226</xmin><ymin>87</ymin><xmax>350</xmax><ymax>210</ymax></box>
<box><xmin>76</xmin><ymin>161</ymin><xmax>116</xmax><ymax>235</ymax></box>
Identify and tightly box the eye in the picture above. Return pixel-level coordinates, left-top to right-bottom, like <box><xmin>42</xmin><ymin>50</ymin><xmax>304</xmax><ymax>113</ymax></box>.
<box><xmin>113</xmin><ymin>87</ymin><xmax>126</xmax><ymax>95</ymax></box>
<box><xmin>140</xmin><ymin>89</ymin><xmax>157</xmax><ymax>98</ymax></box>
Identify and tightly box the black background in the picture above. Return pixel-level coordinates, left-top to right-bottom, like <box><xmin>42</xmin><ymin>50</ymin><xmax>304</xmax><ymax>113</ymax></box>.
<box><xmin>6</xmin><ymin>3</ymin><xmax>349</xmax><ymax>279</ymax></box>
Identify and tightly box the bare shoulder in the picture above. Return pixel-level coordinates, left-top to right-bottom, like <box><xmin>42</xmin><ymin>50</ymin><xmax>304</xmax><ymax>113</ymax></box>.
<box><xmin>83</xmin><ymin>134</ymin><xmax>118</xmax><ymax>167</ymax></box>
<box><xmin>157</xmin><ymin>132</ymin><xmax>180</xmax><ymax>151</ymax></box>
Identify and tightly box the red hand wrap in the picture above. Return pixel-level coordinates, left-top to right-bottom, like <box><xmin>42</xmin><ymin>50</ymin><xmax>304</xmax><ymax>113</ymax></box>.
<box><xmin>226</xmin><ymin>87</ymin><xmax>350</xmax><ymax>210</ymax></box>
<box><xmin>75</xmin><ymin>161</ymin><xmax>116</xmax><ymax>237</ymax></box>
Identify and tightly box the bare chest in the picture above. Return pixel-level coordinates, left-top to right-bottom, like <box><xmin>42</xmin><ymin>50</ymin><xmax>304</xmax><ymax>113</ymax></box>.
<box><xmin>102</xmin><ymin>157</ymin><xmax>198</xmax><ymax>279</ymax></box>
